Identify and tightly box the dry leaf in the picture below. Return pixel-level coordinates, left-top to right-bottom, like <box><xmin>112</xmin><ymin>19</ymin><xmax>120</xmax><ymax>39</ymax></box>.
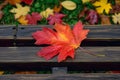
<box><xmin>40</xmin><ymin>8</ymin><xmax>53</xmax><ymax>18</ymax></box>
<box><xmin>0</xmin><ymin>11</ymin><xmax>3</xmax><ymax>20</ymax></box>
<box><xmin>0</xmin><ymin>71</ymin><xmax>4</xmax><ymax>75</ymax></box>
<box><xmin>32</xmin><ymin>22</ymin><xmax>89</xmax><ymax>62</ymax></box>
<box><xmin>18</xmin><ymin>16</ymin><xmax>28</xmax><ymax>25</ymax></box>
<box><xmin>61</xmin><ymin>1</ymin><xmax>76</xmax><ymax>10</ymax></box>
<box><xmin>110</xmin><ymin>4</ymin><xmax>120</xmax><ymax>14</ymax></box>
<box><xmin>112</xmin><ymin>13</ymin><xmax>120</xmax><ymax>24</ymax></box>
<box><xmin>115</xmin><ymin>0</ymin><xmax>120</xmax><ymax>4</ymax></box>
<box><xmin>79</xmin><ymin>7</ymin><xmax>88</xmax><ymax>18</ymax></box>
<box><xmin>26</xmin><ymin>12</ymin><xmax>42</xmax><ymax>25</ymax></box>
<box><xmin>22</xmin><ymin>0</ymin><xmax>34</xmax><ymax>5</ymax></box>
<box><xmin>82</xmin><ymin>0</ymin><xmax>90</xmax><ymax>3</ymax></box>
<box><xmin>15</xmin><ymin>71</ymin><xmax>37</xmax><ymax>74</ymax></box>
<box><xmin>100</xmin><ymin>14</ymin><xmax>111</xmax><ymax>25</ymax></box>
<box><xmin>54</xmin><ymin>5</ymin><xmax>62</xmax><ymax>13</ymax></box>
<box><xmin>93</xmin><ymin>0</ymin><xmax>112</xmax><ymax>14</ymax></box>
<box><xmin>47</xmin><ymin>13</ymin><xmax>65</xmax><ymax>25</ymax></box>
<box><xmin>7</xmin><ymin>0</ymin><xmax>21</xmax><ymax>5</ymax></box>
<box><xmin>85</xmin><ymin>10</ymin><xmax>99</xmax><ymax>25</ymax></box>
<box><xmin>10</xmin><ymin>4</ymin><xmax>30</xmax><ymax>19</ymax></box>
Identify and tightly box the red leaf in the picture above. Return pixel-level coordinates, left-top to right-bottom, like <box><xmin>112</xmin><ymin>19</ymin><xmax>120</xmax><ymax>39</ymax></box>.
<box><xmin>32</xmin><ymin>21</ymin><xmax>89</xmax><ymax>62</ymax></box>
<box><xmin>47</xmin><ymin>13</ymin><xmax>65</xmax><ymax>25</ymax></box>
<box><xmin>32</xmin><ymin>27</ymin><xmax>57</xmax><ymax>45</ymax></box>
<box><xmin>26</xmin><ymin>12</ymin><xmax>42</xmax><ymax>25</ymax></box>
<box><xmin>85</xmin><ymin>10</ymin><xmax>99</xmax><ymax>25</ymax></box>
<box><xmin>58</xmin><ymin>46</ymin><xmax>75</xmax><ymax>62</ymax></box>
<box><xmin>22</xmin><ymin>0</ymin><xmax>33</xmax><ymax>5</ymax></box>
<box><xmin>37</xmin><ymin>45</ymin><xmax>62</xmax><ymax>60</ymax></box>
<box><xmin>73</xmin><ymin>21</ymin><xmax>89</xmax><ymax>46</ymax></box>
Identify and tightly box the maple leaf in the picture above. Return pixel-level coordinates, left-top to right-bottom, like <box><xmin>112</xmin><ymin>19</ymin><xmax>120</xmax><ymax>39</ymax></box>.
<box><xmin>32</xmin><ymin>21</ymin><xmax>89</xmax><ymax>62</ymax></box>
<box><xmin>22</xmin><ymin>0</ymin><xmax>34</xmax><ymax>5</ymax></box>
<box><xmin>47</xmin><ymin>13</ymin><xmax>65</xmax><ymax>25</ymax></box>
<box><xmin>26</xmin><ymin>12</ymin><xmax>42</xmax><ymax>25</ymax></box>
<box><xmin>10</xmin><ymin>3</ymin><xmax>30</xmax><ymax>19</ymax></box>
<box><xmin>85</xmin><ymin>10</ymin><xmax>99</xmax><ymax>25</ymax></box>
<box><xmin>17</xmin><ymin>16</ymin><xmax>28</xmax><ymax>25</ymax></box>
<box><xmin>7</xmin><ymin>0</ymin><xmax>21</xmax><ymax>5</ymax></box>
<box><xmin>93</xmin><ymin>0</ymin><xmax>112</xmax><ymax>14</ymax></box>
<box><xmin>112</xmin><ymin>13</ymin><xmax>120</xmax><ymax>24</ymax></box>
<box><xmin>40</xmin><ymin>8</ymin><xmax>54</xmax><ymax>18</ymax></box>
<box><xmin>54</xmin><ymin>5</ymin><xmax>62</xmax><ymax>13</ymax></box>
<box><xmin>100</xmin><ymin>14</ymin><xmax>111</xmax><ymax>25</ymax></box>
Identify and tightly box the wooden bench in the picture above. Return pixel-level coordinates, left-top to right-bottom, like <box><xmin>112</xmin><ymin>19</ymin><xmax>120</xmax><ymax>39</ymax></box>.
<box><xmin>0</xmin><ymin>25</ymin><xmax>120</xmax><ymax>80</ymax></box>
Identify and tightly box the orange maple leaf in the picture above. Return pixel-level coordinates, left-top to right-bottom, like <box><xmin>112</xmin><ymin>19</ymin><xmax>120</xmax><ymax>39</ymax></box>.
<box><xmin>32</xmin><ymin>22</ymin><xmax>89</xmax><ymax>62</ymax></box>
<box><xmin>7</xmin><ymin>0</ymin><xmax>21</xmax><ymax>5</ymax></box>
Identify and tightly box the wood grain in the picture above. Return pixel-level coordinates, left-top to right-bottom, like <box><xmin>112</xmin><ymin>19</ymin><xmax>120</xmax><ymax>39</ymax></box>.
<box><xmin>0</xmin><ymin>47</ymin><xmax>120</xmax><ymax>62</ymax></box>
<box><xmin>16</xmin><ymin>25</ymin><xmax>120</xmax><ymax>39</ymax></box>
<box><xmin>0</xmin><ymin>25</ymin><xmax>15</xmax><ymax>39</ymax></box>
<box><xmin>0</xmin><ymin>73</ymin><xmax>120</xmax><ymax>80</ymax></box>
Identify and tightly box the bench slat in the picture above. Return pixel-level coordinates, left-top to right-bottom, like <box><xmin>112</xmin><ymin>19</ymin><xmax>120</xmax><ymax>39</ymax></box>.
<box><xmin>17</xmin><ymin>25</ymin><xmax>120</xmax><ymax>39</ymax></box>
<box><xmin>0</xmin><ymin>47</ymin><xmax>120</xmax><ymax>62</ymax></box>
<box><xmin>0</xmin><ymin>25</ymin><xmax>15</xmax><ymax>39</ymax></box>
<box><xmin>0</xmin><ymin>73</ymin><xmax>120</xmax><ymax>80</ymax></box>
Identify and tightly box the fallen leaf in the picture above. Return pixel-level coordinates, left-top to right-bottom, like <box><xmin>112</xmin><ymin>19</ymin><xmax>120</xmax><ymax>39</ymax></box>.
<box><xmin>7</xmin><ymin>0</ymin><xmax>21</xmax><ymax>5</ymax></box>
<box><xmin>22</xmin><ymin>0</ymin><xmax>34</xmax><ymax>5</ymax></box>
<box><xmin>100</xmin><ymin>14</ymin><xmax>111</xmax><ymax>25</ymax></box>
<box><xmin>40</xmin><ymin>8</ymin><xmax>53</xmax><ymax>18</ymax></box>
<box><xmin>115</xmin><ymin>0</ymin><xmax>120</xmax><ymax>4</ymax></box>
<box><xmin>93</xmin><ymin>0</ymin><xmax>112</xmax><ymax>14</ymax></box>
<box><xmin>47</xmin><ymin>13</ymin><xmax>65</xmax><ymax>25</ymax></box>
<box><xmin>15</xmin><ymin>71</ymin><xmax>37</xmax><ymax>74</ymax></box>
<box><xmin>82</xmin><ymin>0</ymin><xmax>90</xmax><ymax>4</ymax></box>
<box><xmin>54</xmin><ymin>5</ymin><xmax>62</xmax><ymax>13</ymax></box>
<box><xmin>85</xmin><ymin>10</ymin><xmax>99</xmax><ymax>25</ymax></box>
<box><xmin>61</xmin><ymin>1</ymin><xmax>76</xmax><ymax>10</ymax></box>
<box><xmin>10</xmin><ymin>3</ymin><xmax>30</xmax><ymax>19</ymax></box>
<box><xmin>110</xmin><ymin>4</ymin><xmax>120</xmax><ymax>14</ymax></box>
<box><xmin>0</xmin><ymin>11</ymin><xmax>4</xmax><ymax>20</ymax></box>
<box><xmin>79</xmin><ymin>7</ymin><xmax>88</xmax><ymax>18</ymax></box>
<box><xmin>0</xmin><ymin>71</ymin><xmax>4</xmax><ymax>75</ymax></box>
<box><xmin>26</xmin><ymin>12</ymin><xmax>42</xmax><ymax>25</ymax></box>
<box><xmin>18</xmin><ymin>16</ymin><xmax>28</xmax><ymax>25</ymax></box>
<box><xmin>112</xmin><ymin>13</ymin><xmax>120</xmax><ymax>24</ymax></box>
<box><xmin>32</xmin><ymin>21</ymin><xmax>89</xmax><ymax>62</ymax></box>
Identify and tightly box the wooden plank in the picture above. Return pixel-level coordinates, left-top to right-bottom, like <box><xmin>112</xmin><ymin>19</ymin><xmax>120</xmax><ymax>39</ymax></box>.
<box><xmin>0</xmin><ymin>47</ymin><xmax>120</xmax><ymax>62</ymax></box>
<box><xmin>0</xmin><ymin>73</ymin><xmax>120</xmax><ymax>80</ymax></box>
<box><xmin>0</xmin><ymin>25</ymin><xmax>15</xmax><ymax>39</ymax></box>
<box><xmin>0</xmin><ymin>25</ymin><xmax>16</xmax><ymax>46</ymax></box>
<box><xmin>0</xmin><ymin>47</ymin><xmax>119</xmax><ymax>71</ymax></box>
<box><xmin>16</xmin><ymin>25</ymin><xmax>120</xmax><ymax>39</ymax></box>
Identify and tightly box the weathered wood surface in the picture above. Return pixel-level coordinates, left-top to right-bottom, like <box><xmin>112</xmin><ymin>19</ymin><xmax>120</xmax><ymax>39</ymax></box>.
<box><xmin>0</xmin><ymin>73</ymin><xmax>120</xmax><ymax>80</ymax></box>
<box><xmin>0</xmin><ymin>25</ymin><xmax>15</xmax><ymax>46</ymax></box>
<box><xmin>0</xmin><ymin>25</ymin><xmax>15</xmax><ymax>39</ymax></box>
<box><xmin>0</xmin><ymin>47</ymin><xmax>119</xmax><ymax>71</ymax></box>
<box><xmin>17</xmin><ymin>25</ymin><xmax>120</xmax><ymax>39</ymax></box>
<box><xmin>0</xmin><ymin>47</ymin><xmax>120</xmax><ymax>62</ymax></box>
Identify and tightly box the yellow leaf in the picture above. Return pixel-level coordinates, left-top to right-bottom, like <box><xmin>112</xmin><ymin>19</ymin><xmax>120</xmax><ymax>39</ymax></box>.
<box><xmin>0</xmin><ymin>71</ymin><xmax>4</xmax><ymax>75</ymax></box>
<box><xmin>40</xmin><ymin>8</ymin><xmax>53</xmax><ymax>18</ymax></box>
<box><xmin>93</xmin><ymin>0</ymin><xmax>112</xmax><ymax>14</ymax></box>
<box><xmin>10</xmin><ymin>4</ymin><xmax>30</xmax><ymax>19</ymax></box>
<box><xmin>82</xmin><ymin>0</ymin><xmax>90</xmax><ymax>4</ymax></box>
<box><xmin>112</xmin><ymin>13</ymin><xmax>120</xmax><ymax>24</ymax></box>
<box><xmin>18</xmin><ymin>16</ymin><xmax>28</xmax><ymax>25</ymax></box>
<box><xmin>61</xmin><ymin>1</ymin><xmax>76</xmax><ymax>10</ymax></box>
